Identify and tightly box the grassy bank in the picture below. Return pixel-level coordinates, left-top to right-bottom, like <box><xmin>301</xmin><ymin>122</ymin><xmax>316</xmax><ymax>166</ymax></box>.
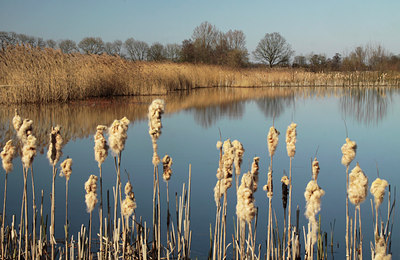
<box><xmin>1</xmin><ymin>45</ymin><xmax>400</xmax><ymax>104</ymax></box>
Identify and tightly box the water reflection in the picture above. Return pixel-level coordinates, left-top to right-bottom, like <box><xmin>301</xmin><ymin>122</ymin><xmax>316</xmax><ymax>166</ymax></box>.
<box><xmin>340</xmin><ymin>87</ymin><xmax>393</xmax><ymax>125</ymax></box>
<box><xmin>0</xmin><ymin>86</ymin><xmax>398</xmax><ymax>149</ymax></box>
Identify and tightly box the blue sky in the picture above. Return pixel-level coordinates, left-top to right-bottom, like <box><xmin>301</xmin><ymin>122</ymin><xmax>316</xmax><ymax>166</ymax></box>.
<box><xmin>1</xmin><ymin>0</ymin><xmax>399</xmax><ymax>58</ymax></box>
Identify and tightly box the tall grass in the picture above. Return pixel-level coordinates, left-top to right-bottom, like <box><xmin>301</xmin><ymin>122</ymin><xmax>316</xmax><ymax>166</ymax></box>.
<box><xmin>1</xmin><ymin>45</ymin><xmax>400</xmax><ymax>104</ymax></box>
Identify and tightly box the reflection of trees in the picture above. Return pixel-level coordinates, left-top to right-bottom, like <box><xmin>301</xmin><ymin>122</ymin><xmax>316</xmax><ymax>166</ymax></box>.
<box><xmin>340</xmin><ymin>87</ymin><xmax>395</xmax><ymax>125</ymax></box>
<box><xmin>256</xmin><ymin>94</ymin><xmax>295</xmax><ymax>119</ymax></box>
<box><xmin>192</xmin><ymin>101</ymin><xmax>246</xmax><ymax>128</ymax></box>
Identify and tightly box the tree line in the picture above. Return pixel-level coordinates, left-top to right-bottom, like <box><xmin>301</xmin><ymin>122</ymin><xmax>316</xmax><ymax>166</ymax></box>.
<box><xmin>1</xmin><ymin>21</ymin><xmax>399</xmax><ymax>71</ymax></box>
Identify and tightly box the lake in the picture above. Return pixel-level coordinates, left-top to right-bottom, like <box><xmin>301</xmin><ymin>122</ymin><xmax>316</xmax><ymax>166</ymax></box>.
<box><xmin>0</xmin><ymin>86</ymin><xmax>399</xmax><ymax>259</ymax></box>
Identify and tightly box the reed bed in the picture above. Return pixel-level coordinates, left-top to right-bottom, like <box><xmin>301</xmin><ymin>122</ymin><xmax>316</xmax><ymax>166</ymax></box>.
<box><xmin>1</xmin><ymin>45</ymin><xmax>400</xmax><ymax>104</ymax></box>
<box><xmin>0</xmin><ymin>98</ymin><xmax>397</xmax><ymax>260</ymax></box>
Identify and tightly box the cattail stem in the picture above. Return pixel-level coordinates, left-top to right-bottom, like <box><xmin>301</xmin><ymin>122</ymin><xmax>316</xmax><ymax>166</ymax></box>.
<box><xmin>353</xmin><ymin>206</ymin><xmax>357</xmax><ymax>260</ymax></box>
<box><xmin>287</xmin><ymin>156</ymin><xmax>293</xmax><ymax>259</ymax></box>
<box><xmin>345</xmin><ymin>165</ymin><xmax>349</xmax><ymax>260</ymax></box>
<box><xmin>51</xmin><ymin>165</ymin><xmax>56</xmax><ymax>260</ymax></box>
<box><xmin>1</xmin><ymin>172</ymin><xmax>8</xmax><ymax>260</ymax></box>
<box><xmin>99</xmin><ymin>165</ymin><xmax>103</xmax><ymax>260</ymax></box>
<box><xmin>166</xmin><ymin>181</ymin><xmax>170</xmax><ymax>260</ymax></box>
<box><xmin>65</xmin><ymin>179</ymin><xmax>69</xmax><ymax>260</ymax></box>
<box><xmin>156</xmin><ymin>166</ymin><xmax>161</xmax><ymax>260</ymax></box>
<box><xmin>30</xmin><ymin>166</ymin><xmax>36</xmax><ymax>259</ymax></box>
<box><xmin>358</xmin><ymin>206</ymin><xmax>363</xmax><ymax>260</ymax></box>
<box><xmin>23</xmin><ymin>168</ymin><xmax>28</xmax><ymax>260</ymax></box>
<box><xmin>88</xmin><ymin>211</ymin><xmax>92</xmax><ymax>260</ymax></box>
<box><xmin>18</xmin><ymin>184</ymin><xmax>25</xmax><ymax>260</ymax></box>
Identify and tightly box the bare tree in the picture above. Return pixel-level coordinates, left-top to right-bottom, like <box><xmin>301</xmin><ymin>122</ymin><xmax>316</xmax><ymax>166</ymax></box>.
<box><xmin>164</xmin><ymin>43</ymin><xmax>181</xmax><ymax>62</ymax></box>
<box><xmin>147</xmin><ymin>42</ymin><xmax>165</xmax><ymax>61</ymax></box>
<box><xmin>59</xmin><ymin>39</ymin><xmax>78</xmax><ymax>54</ymax></box>
<box><xmin>192</xmin><ymin>21</ymin><xmax>219</xmax><ymax>50</ymax></box>
<box><xmin>46</xmin><ymin>39</ymin><xmax>57</xmax><ymax>49</ymax></box>
<box><xmin>225</xmin><ymin>29</ymin><xmax>246</xmax><ymax>51</ymax></box>
<box><xmin>124</xmin><ymin>38</ymin><xmax>149</xmax><ymax>61</ymax></box>
<box><xmin>78</xmin><ymin>37</ymin><xmax>104</xmax><ymax>54</ymax></box>
<box><xmin>104</xmin><ymin>40</ymin><xmax>123</xmax><ymax>56</ymax></box>
<box><xmin>253</xmin><ymin>32</ymin><xmax>294</xmax><ymax>67</ymax></box>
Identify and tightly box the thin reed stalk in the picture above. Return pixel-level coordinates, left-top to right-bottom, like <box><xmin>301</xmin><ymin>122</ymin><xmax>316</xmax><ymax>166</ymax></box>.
<box><xmin>30</xmin><ymin>166</ymin><xmax>37</xmax><ymax>260</ymax></box>
<box><xmin>50</xmin><ymin>165</ymin><xmax>56</xmax><ymax>260</ymax></box>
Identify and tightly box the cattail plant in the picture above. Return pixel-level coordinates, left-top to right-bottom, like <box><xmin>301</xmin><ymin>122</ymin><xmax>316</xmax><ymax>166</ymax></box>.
<box><xmin>1</xmin><ymin>140</ymin><xmax>16</xmax><ymax>259</ymax></box>
<box><xmin>85</xmin><ymin>174</ymin><xmax>98</xmax><ymax>259</ymax></box>
<box><xmin>148</xmin><ymin>99</ymin><xmax>165</xmax><ymax>166</ymax></box>
<box><xmin>60</xmin><ymin>158</ymin><xmax>72</xmax><ymax>260</ymax></box>
<box><xmin>348</xmin><ymin>163</ymin><xmax>368</xmax><ymax>260</ymax></box>
<box><xmin>162</xmin><ymin>154</ymin><xmax>173</xmax><ymax>258</ymax></box>
<box><xmin>281</xmin><ymin>174</ymin><xmax>289</xmax><ymax>260</ymax></box>
<box><xmin>304</xmin><ymin>158</ymin><xmax>325</xmax><ymax>260</ymax></box>
<box><xmin>236</xmin><ymin>172</ymin><xmax>257</xmax><ymax>258</ymax></box>
<box><xmin>213</xmin><ymin>139</ymin><xmax>235</xmax><ymax>260</ymax></box>
<box><xmin>372</xmin><ymin>235</ymin><xmax>392</xmax><ymax>260</ymax></box>
<box><xmin>94</xmin><ymin>125</ymin><xmax>108</xmax><ymax>259</ymax></box>
<box><xmin>12</xmin><ymin>109</ymin><xmax>22</xmax><ymax>132</ymax></box>
<box><xmin>121</xmin><ymin>182</ymin><xmax>136</xmax><ymax>258</ymax></box>
<box><xmin>108</xmin><ymin>117</ymin><xmax>129</xmax><ymax>238</ymax></box>
<box><xmin>341</xmin><ymin>137</ymin><xmax>357</xmax><ymax>260</ymax></box>
<box><xmin>370</xmin><ymin>178</ymin><xmax>388</xmax><ymax>235</ymax></box>
<box><xmin>266</xmin><ymin>125</ymin><xmax>279</xmax><ymax>260</ymax></box>
<box><xmin>47</xmin><ymin>125</ymin><xmax>63</xmax><ymax>260</ymax></box>
<box><xmin>285</xmin><ymin>122</ymin><xmax>297</xmax><ymax>257</ymax></box>
<box><xmin>148</xmin><ymin>99</ymin><xmax>164</xmax><ymax>259</ymax></box>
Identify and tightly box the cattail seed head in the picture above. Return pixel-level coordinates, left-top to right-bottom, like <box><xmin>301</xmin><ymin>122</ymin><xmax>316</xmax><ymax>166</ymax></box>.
<box><xmin>162</xmin><ymin>155</ymin><xmax>173</xmax><ymax>181</ymax></box>
<box><xmin>263</xmin><ymin>168</ymin><xmax>273</xmax><ymax>198</ymax></box>
<box><xmin>94</xmin><ymin>125</ymin><xmax>109</xmax><ymax>167</ymax></box>
<box><xmin>312</xmin><ymin>157</ymin><xmax>320</xmax><ymax>181</ymax></box>
<box><xmin>122</xmin><ymin>182</ymin><xmax>136</xmax><ymax>217</ymax></box>
<box><xmin>60</xmin><ymin>158</ymin><xmax>72</xmax><ymax>181</ymax></box>
<box><xmin>84</xmin><ymin>174</ymin><xmax>98</xmax><ymax>213</ymax></box>
<box><xmin>214</xmin><ymin>139</ymin><xmax>235</xmax><ymax>205</ymax></box>
<box><xmin>1</xmin><ymin>140</ymin><xmax>16</xmax><ymax>173</ymax></box>
<box><xmin>108</xmin><ymin>117</ymin><xmax>130</xmax><ymax>155</ymax></box>
<box><xmin>17</xmin><ymin>119</ymin><xmax>33</xmax><ymax>143</ymax></box>
<box><xmin>236</xmin><ymin>172</ymin><xmax>256</xmax><ymax>223</ymax></box>
<box><xmin>21</xmin><ymin>135</ymin><xmax>37</xmax><ymax>169</ymax></box>
<box><xmin>250</xmin><ymin>157</ymin><xmax>260</xmax><ymax>192</ymax></box>
<box><xmin>286</xmin><ymin>122</ymin><xmax>297</xmax><ymax>158</ymax></box>
<box><xmin>267</xmin><ymin>126</ymin><xmax>279</xmax><ymax>157</ymax></box>
<box><xmin>373</xmin><ymin>235</ymin><xmax>392</xmax><ymax>260</ymax></box>
<box><xmin>47</xmin><ymin>125</ymin><xmax>63</xmax><ymax>166</ymax></box>
<box><xmin>370</xmin><ymin>178</ymin><xmax>389</xmax><ymax>210</ymax></box>
<box><xmin>341</xmin><ymin>137</ymin><xmax>357</xmax><ymax>167</ymax></box>
<box><xmin>348</xmin><ymin>163</ymin><xmax>368</xmax><ymax>206</ymax></box>
<box><xmin>304</xmin><ymin>179</ymin><xmax>325</xmax><ymax>245</ymax></box>
<box><xmin>148</xmin><ymin>99</ymin><xmax>165</xmax><ymax>166</ymax></box>
<box><xmin>281</xmin><ymin>175</ymin><xmax>289</xmax><ymax>210</ymax></box>
<box><xmin>12</xmin><ymin>109</ymin><xmax>22</xmax><ymax>132</ymax></box>
<box><xmin>232</xmin><ymin>140</ymin><xmax>245</xmax><ymax>176</ymax></box>
<box><xmin>216</xmin><ymin>141</ymin><xmax>223</xmax><ymax>150</ymax></box>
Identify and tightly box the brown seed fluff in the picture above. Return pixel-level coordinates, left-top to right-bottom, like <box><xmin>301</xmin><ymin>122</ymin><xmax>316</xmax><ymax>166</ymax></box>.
<box><xmin>312</xmin><ymin>157</ymin><xmax>320</xmax><ymax>181</ymax></box>
<box><xmin>250</xmin><ymin>157</ymin><xmax>260</xmax><ymax>192</ymax></box>
<box><xmin>108</xmin><ymin>117</ymin><xmax>130</xmax><ymax>156</ymax></box>
<box><xmin>60</xmin><ymin>158</ymin><xmax>72</xmax><ymax>181</ymax></box>
<box><xmin>47</xmin><ymin>125</ymin><xmax>63</xmax><ymax>166</ymax></box>
<box><xmin>1</xmin><ymin>140</ymin><xmax>16</xmax><ymax>173</ymax></box>
<box><xmin>236</xmin><ymin>172</ymin><xmax>256</xmax><ymax>223</ymax></box>
<box><xmin>94</xmin><ymin>125</ymin><xmax>109</xmax><ymax>167</ymax></box>
<box><xmin>286</xmin><ymin>122</ymin><xmax>297</xmax><ymax>158</ymax></box>
<box><xmin>12</xmin><ymin>109</ymin><xmax>22</xmax><ymax>132</ymax></box>
<box><xmin>21</xmin><ymin>135</ymin><xmax>37</xmax><ymax>169</ymax></box>
<box><xmin>122</xmin><ymin>182</ymin><xmax>136</xmax><ymax>217</ymax></box>
<box><xmin>281</xmin><ymin>175</ymin><xmax>289</xmax><ymax>210</ymax></box>
<box><xmin>373</xmin><ymin>235</ymin><xmax>392</xmax><ymax>260</ymax></box>
<box><xmin>17</xmin><ymin>119</ymin><xmax>33</xmax><ymax>144</ymax></box>
<box><xmin>341</xmin><ymin>138</ymin><xmax>357</xmax><ymax>167</ymax></box>
<box><xmin>162</xmin><ymin>155</ymin><xmax>173</xmax><ymax>181</ymax></box>
<box><xmin>84</xmin><ymin>175</ymin><xmax>98</xmax><ymax>213</ymax></box>
<box><xmin>263</xmin><ymin>168</ymin><xmax>273</xmax><ymax>198</ymax></box>
<box><xmin>304</xmin><ymin>180</ymin><xmax>325</xmax><ymax>245</ymax></box>
<box><xmin>232</xmin><ymin>140</ymin><xmax>245</xmax><ymax>176</ymax></box>
<box><xmin>148</xmin><ymin>99</ymin><xmax>165</xmax><ymax>166</ymax></box>
<box><xmin>214</xmin><ymin>139</ymin><xmax>235</xmax><ymax>205</ymax></box>
<box><xmin>267</xmin><ymin>126</ymin><xmax>280</xmax><ymax>157</ymax></box>
<box><xmin>370</xmin><ymin>178</ymin><xmax>389</xmax><ymax>210</ymax></box>
<box><xmin>348</xmin><ymin>163</ymin><xmax>368</xmax><ymax>206</ymax></box>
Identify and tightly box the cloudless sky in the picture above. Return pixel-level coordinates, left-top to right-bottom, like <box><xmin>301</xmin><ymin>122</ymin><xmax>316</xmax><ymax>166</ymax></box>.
<box><xmin>1</xmin><ymin>0</ymin><xmax>399</xmax><ymax>58</ymax></box>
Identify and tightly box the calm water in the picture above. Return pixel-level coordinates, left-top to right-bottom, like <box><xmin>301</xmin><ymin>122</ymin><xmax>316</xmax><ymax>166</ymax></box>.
<box><xmin>0</xmin><ymin>87</ymin><xmax>399</xmax><ymax>259</ymax></box>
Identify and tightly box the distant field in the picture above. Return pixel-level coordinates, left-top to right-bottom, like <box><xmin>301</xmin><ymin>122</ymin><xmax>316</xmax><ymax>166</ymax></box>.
<box><xmin>1</xmin><ymin>45</ymin><xmax>399</xmax><ymax>104</ymax></box>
